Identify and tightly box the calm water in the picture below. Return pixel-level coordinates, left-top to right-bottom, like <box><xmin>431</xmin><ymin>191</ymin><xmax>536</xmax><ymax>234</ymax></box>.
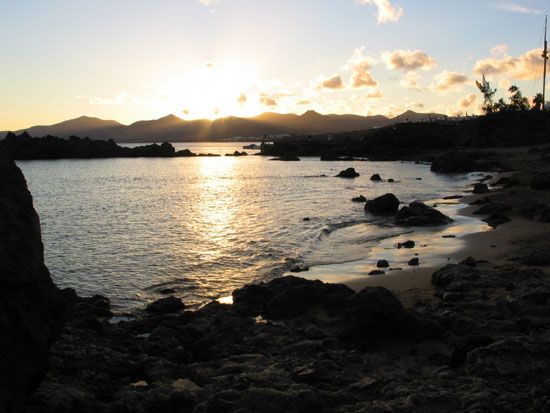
<box><xmin>18</xmin><ymin>142</ymin><xmax>485</xmax><ymax>311</ymax></box>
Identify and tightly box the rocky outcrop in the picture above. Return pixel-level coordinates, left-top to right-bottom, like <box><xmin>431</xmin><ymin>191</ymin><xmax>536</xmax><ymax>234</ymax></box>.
<box><xmin>0</xmin><ymin>147</ymin><xmax>66</xmax><ymax>411</ymax></box>
<box><xmin>531</xmin><ymin>172</ymin><xmax>550</xmax><ymax>190</ymax></box>
<box><xmin>430</xmin><ymin>151</ymin><xmax>480</xmax><ymax>173</ymax></box>
<box><xmin>336</xmin><ymin>167</ymin><xmax>359</xmax><ymax>178</ymax></box>
<box><xmin>364</xmin><ymin>193</ymin><xmax>400</xmax><ymax>215</ymax></box>
<box><xmin>395</xmin><ymin>201</ymin><xmax>452</xmax><ymax>226</ymax></box>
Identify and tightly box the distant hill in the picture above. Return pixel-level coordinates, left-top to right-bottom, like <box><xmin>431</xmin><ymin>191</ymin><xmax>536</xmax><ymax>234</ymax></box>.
<box><xmin>1</xmin><ymin>110</ymin><xmax>446</xmax><ymax>142</ymax></box>
<box><xmin>11</xmin><ymin>116</ymin><xmax>123</xmax><ymax>139</ymax></box>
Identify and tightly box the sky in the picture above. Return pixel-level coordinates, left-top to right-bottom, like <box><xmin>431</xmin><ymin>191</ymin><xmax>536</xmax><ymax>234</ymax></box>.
<box><xmin>1</xmin><ymin>0</ymin><xmax>549</xmax><ymax>130</ymax></box>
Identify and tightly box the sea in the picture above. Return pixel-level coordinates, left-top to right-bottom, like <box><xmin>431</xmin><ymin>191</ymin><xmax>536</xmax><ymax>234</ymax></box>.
<box><xmin>17</xmin><ymin>142</ymin><xmax>489</xmax><ymax>312</ymax></box>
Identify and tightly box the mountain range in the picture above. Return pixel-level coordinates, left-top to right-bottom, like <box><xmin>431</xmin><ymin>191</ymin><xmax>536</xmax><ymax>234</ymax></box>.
<box><xmin>1</xmin><ymin>110</ymin><xmax>447</xmax><ymax>143</ymax></box>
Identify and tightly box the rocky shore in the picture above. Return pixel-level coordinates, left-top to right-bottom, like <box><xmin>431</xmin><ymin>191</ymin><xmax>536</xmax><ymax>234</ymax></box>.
<box><xmin>1</xmin><ymin>128</ymin><xmax>550</xmax><ymax>411</ymax></box>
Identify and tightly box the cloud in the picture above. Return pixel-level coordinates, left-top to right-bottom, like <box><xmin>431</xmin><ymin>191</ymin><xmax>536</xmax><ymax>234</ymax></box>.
<box><xmin>345</xmin><ymin>47</ymin><xmax>378</xmax><ymax>88</ymax></box>
<box><xmin>259</xmin><ymin>94</ymin><xmax>277</xmax><ymax>107</ymax></box>
<box><xmin>430</xmin><ymin>71</ymin><xmax>469</xmax><ymax>93</ymax></box>
<box><xmin>77</xmin><ymin>91</ymin><xmax>138</xmax><ymax>105</ymax></box>
<box><xmin>490</xmin><ymin>44</ymin><xmax>509</xmax><ymax>58</ymax></box>
<box><xmin>409</xmin><ymin>101</ymin><xmax>425</xmax><ymax>109</ymax></box>
<box><xmin>400</xmin><ymin>71</ymin><xmax>422</xmax><ymax>90</ymax></box>
<box><xmin>383</xmin><ymin>49</ymin><xmax>436</xmax><ymax>72</ymax></box>
<box><xmin>237</xmin><ymin>93</ymin><xmax>247</xmax><ymax>105</ymax></box>
<box><xmin>314</xmin><ymin>74</ymin><xmax>345</xmax><ymax>90</ymax></box>
<box><xmin>473</xmin><ymin>48</ymin><xmax>543</xmax><ymax>80</ymax></box>
<box><xmin>492</xmin><ymin>2</ymin><xmax>542</xmax><ymax>14</ymax></box>
<box><xmin>358</xmin><ymin>0</ymin><xmax>404</xmax><ymax>23</ymax></box>
<box><xmin>365</xmin><ymin>88</ymin><xmax>383</xmax><ymax>99</ymax></box>
<box><xmin>205</xmin><ymin>61</ymin><xmax>215</xmax><ymax>68</ymax></box>
<box><xmin>296</xmin><ymin>99</ymin><xmax>311</xmax><ymax>105</ymax></box>
<box><xmin>350</xmin><ymin>64</ymin><xmax>378</xmax><ymax>88</ymax></box>
<box><xmin>198</xmin><ymin>0</ymin><xmax>220</xmax><ymax>6</ymax></box>
<box><xmin>458</xmin><ymin>93</ymin><xmax>476</xmax><ymax>108</ymax></box>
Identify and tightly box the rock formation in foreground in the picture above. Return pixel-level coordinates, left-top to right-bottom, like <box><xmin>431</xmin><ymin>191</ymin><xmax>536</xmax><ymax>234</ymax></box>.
<box><xmin>0</xmin><ymin>147</ymin><xmax>66</xmax><ymax>411</ymax></box>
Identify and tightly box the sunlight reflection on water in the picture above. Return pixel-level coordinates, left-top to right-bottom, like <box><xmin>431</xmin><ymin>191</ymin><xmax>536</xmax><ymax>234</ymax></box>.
<box><xmin>18</xmin><ymin>143</ymin><xmax>489</xmax><ymax>311</ymax></box>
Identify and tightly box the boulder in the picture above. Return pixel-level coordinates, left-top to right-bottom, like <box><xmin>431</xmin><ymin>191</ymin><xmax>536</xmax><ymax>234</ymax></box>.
<box><xmin>377</xmin><ymin>260</ymin><xmax>389</xmax><ymax>268</ymax></box>
<box><xmin>340</xmin><ymin>287</ymin><xmax>421</xmax><ymax>342</ymax></box>
<box><xmin>232</xmin><ymin>276</ymin><xmax>354</xmax><ymax>319</ymax></box>
<box><xmin>531</xmin><ymin>172</ymin><xmax>550</xmax><ymax>190</ymax></box>
<box><xmin>430</xmin><ymin>151</ymin><xmax>479</xmax><ymax>173</ymax></box>
<box><xmin>370</xmin><ymin>174</ymin><xmax>382</xmax><ymax>181</ymax></box>
<box><xmin>395</xmin><ymin>202</ymin><xmax>452</xmax><ymax>226</ymax></box>
<box><xmin>396</xmin><ymin>240</ymin><xmax>415</xmax><ymax>249</ymax></box>
<box><xmin>364</xmin><ymin>193</ymin><xmax>400</xmax><ymax>216</ymax></box>
<box><xmin>0</xmin><ymin>146</ymin><xmax>66</xmax><ymax>411</ymax></box>
<box><xmin>472</xmin><ymin>183</ymin><xmax>489</xmax><ymax>194</ymax></box>
<box><xmin>146</xmin><ymin>296</ymin><xmax>184</xmax><ymax>314</ymax></box>
<box><xmin>408</xmin><ymin>257</ymin><xmax>420</xmax><ymax>266</ymax></box>
<box><xmin>351</xmin><ymin>195</ymin><xmax>367</xmax><ymax>203</ymax></box>
<box><xmin>336</xmin><ymin>168</ymin><xmax>359</xmax><ymax>178</ymax></box>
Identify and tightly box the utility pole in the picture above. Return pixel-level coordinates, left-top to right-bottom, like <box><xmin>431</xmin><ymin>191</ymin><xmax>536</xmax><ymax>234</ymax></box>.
<box><xmin>543</xmin><ymin>15</ymin><xmax>548</xmax><ymax>110</ymax></box>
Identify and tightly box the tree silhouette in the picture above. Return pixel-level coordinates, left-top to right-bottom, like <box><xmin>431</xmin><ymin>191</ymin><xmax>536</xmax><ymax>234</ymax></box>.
<box><xmin>475</xmin><ymin>75</ymin><xmax>497</xmax><ymax>114</ymax></box>
<box><xmin>533</xmin><ymin>93</ymin><xmax>544</xmax><ymax>111</ymax></box>
<box><xmin>508</xmin><ymin>85</ymin><xmax>529</xmax><ymax>111</ymax></box>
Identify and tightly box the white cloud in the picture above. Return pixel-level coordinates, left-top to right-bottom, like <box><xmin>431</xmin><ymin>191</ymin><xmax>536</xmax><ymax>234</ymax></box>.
<box><xmin>358</xmin><ymin>0</ymin><xmax>404</xmax><ymax>23</ymax></box>
<box><xmin>490</xmin><ymin>44</ymin><xmax>509</xmax><ymax>58</ymax></box>
<box><xmin>313</xmin><ymin>74</ymin><xmax>345</xmax><ymax>90</ymax></box>
<box><xmin>198</xmin><ymin>0</ymin><xmax>220</xmax><ymax>6</ymax></box>
<box><xmin>430</xmin><ymin>71</ymin><xmax>469</xmax><ymax>93</ymax></box>
<box><xmin>383</xmin><ymin>49</ymin><xmax>436</xmax><ymax>72</ymax></box>
<box><xmin>474</xmin><ymin>48</ymin><xmax>543</xmax><ymax>81</ymax></box>
<box><xmin>492</xmin><ymin>3</ymin><xmax>542</xmax><ymax>14</ymax></box>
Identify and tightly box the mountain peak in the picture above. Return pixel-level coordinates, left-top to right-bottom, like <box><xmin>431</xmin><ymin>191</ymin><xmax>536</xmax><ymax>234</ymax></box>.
<box><xmin>301</xmin><ymin>110</ymin><xmax>322</xmax><ymax>117</ymax></box>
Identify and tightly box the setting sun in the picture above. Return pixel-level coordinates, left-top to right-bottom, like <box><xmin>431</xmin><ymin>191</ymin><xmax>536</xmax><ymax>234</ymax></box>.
<box><xmin>159</xmin><ymin>60</ymin><xmax>266</xmax><ymax>120</ymax></box>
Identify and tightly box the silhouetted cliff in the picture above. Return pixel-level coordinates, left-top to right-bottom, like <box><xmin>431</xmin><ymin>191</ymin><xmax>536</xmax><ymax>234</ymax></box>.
<box><xmin>0</xmin><ymin>147</ymin><xmax>66</xmax><ymax>411</ymax></box>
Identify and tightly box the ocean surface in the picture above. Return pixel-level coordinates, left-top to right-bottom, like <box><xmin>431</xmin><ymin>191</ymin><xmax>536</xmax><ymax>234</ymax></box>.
<box><xmin>18</xmin><ymin>142</ymin><xmax>488</xmax><ymax>312</ymax></box>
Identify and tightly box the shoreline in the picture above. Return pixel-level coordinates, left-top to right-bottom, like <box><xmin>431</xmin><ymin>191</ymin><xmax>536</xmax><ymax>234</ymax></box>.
<box><xmin>6</xmin><ymin>142</ymin><xmax>550</xmax><ymax>412</ymax></box>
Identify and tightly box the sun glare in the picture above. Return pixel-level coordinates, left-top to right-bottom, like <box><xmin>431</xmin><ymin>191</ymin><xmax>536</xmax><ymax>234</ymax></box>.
<box><xmin>161</xmin><ymin>61</ymin><xmax>265</xmax><ymax>120</ymax></box>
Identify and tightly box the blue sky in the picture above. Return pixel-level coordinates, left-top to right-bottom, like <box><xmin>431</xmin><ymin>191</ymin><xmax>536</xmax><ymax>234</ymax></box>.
<box><xmin>1</xmin><ymin>0</ymin><xmax>548</xmax><ymax>129</ymax></box>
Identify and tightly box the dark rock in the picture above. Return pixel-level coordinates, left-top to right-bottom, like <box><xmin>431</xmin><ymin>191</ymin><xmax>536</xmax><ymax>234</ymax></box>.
<box><xmin>472</xmin><ymin>183</ymin><xmax>489</xmax><ymax>194</ymax></box>
<box><xmin>376</xmin><ymin>260</ymin><xmax>389</xmax><ymax>268</ymax></box>
<box><xmin>520</xmin><ymin>203</ymin><xmax>550</xmax><ymax>223</ymax></box>
<box><xmin>146</xmin><ymin>297</ymin><xmax>184</xmax><ymax>314</ymax></box>
<box><xmin>370</xmin><ymin>174</ymin><xmax>382</xmax><ymax>181</ymax></box>
<box><xmin>431</xmin><ymin>263</ymin><xmax>480</xmax><ymax>288</ymax></box>
<box><xmin>395</xmin><ymin>202</ymin><xmax>452</xmax><ymax>226</ymax></box>
<box><xmin>340</xmin><ymin>287</ymin><xmax>422</xmax><ymax>342</ymax></box>
<box><xmin>289</xmin><ymin>266</ymin><xmax>309</xmax><ymax>273</ymax></box>
<box><xmin>303</xmin><ymin>217</ymin><xmax>311</xmax><ymax>221</ymax></box>
<box><xmin>450</xmin><ymin>335</ymin><xmax>495</xmax><ymax>369</ymax></box>
<box><xmin>442</xmin><ymin>235</ymin><xmax>456</xmax><ymax>238</ymax></box>
<box><xmin>369</xmin><ymin>270</ymin><xmax>385</xmax><ymax>275</ymax></box>
<box><xmin>232</xmin><ymin>276</ymin><xmax>354</xmax><ymax>319</ymax></box>
<box><xmin>336</xmin><ymin>167</ymin><xmax>359</xmax><ymax>178</ymax></box>
<box><xmin>531</xmin><ymin>172</ymin><xmax>550</xmax><ymax>190</ymax></box>
<box><xmin>388</xmin><ymin>178</ymin><xmax>395</xmax><ymax>183</ymax></box>
<box><xmin>491</xmin><ymin>176</ymin><xmax>519</xmax><ymax>187</ymax></box>
<box><xmin>0</xmin><ymin>146</ymin><xmax>66</xmax><ymax>411</ymax></box>
<box><xmin>364</xmin><ymin>193</ymin><xmax>400</xmax><ymax>216</ymax></box>
<box><xmin>396</xmin><ymin>240</ymin><xmax>415</xmax><ymax>249</ymax></box>
<box><xmin>483</xmin><ymin>213</ymin><xmax>511</xmax><ymax>228</ymax></box>
<box><xmin>430</xmin><ymin>151</ymin><xmax>480</xmax><ymax>173</ymax></box>
<box><xmin>443</xmin><ymin>195</ymin><xmax>464</xmax><ymax>200</ymax></box>
<box><xmin>408</xmin><ymin>257</ymin><xmax>420</xmax><ymax>266</ymax></box>
<box><xmin>473</xmin><ymin>203</ymin><xmax>510</xmax><ymax>215</ymax></box>
<box><xmin>351</xmin><ymin>195</ymin><xmax>367</xmax><ymax>203</ymax></box>
<box><xmin>461</xmin><ymin>256</ymin><xmax>477</xmax><ymax>267</ymax></box>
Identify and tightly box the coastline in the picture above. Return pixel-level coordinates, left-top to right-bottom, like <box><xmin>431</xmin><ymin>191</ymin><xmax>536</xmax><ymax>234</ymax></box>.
<box><xmin>6</xmin><ymin>142</ymin><xmax>550</xmax><ymax>412</ymax></box>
